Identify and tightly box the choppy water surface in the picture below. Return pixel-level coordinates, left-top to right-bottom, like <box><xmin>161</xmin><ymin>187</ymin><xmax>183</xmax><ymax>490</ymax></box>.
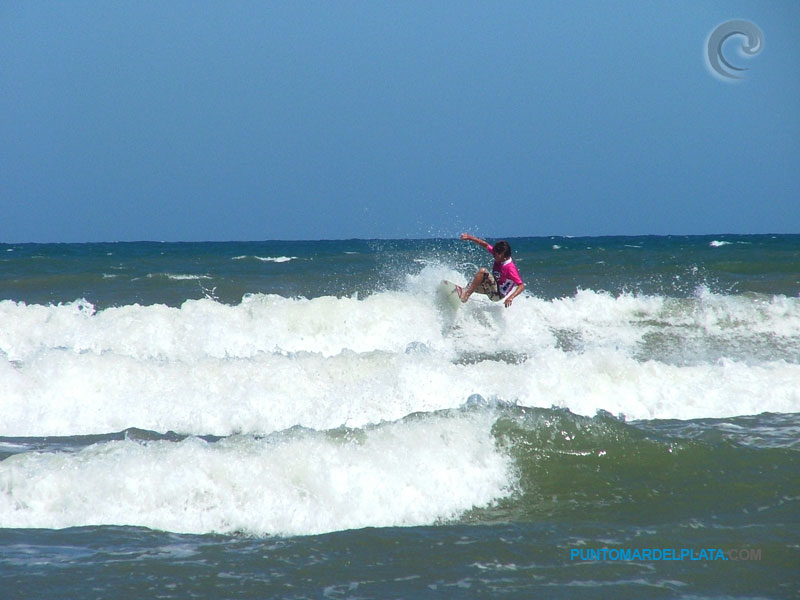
<box><xmin>1</xmin><ymin>235</ymin><xmax>799</xmax><ymax>598</ymax></box>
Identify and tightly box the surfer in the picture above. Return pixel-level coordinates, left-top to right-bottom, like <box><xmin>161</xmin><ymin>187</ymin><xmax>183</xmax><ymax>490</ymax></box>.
<box><xmin>458</xmin><ymin>233</ymin><xmax>525</xmax><ymax>307</ymax></box>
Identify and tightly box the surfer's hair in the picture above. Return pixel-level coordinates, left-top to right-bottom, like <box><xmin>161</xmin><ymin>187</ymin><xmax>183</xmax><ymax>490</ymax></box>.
<box><xmin>493</xmin><ymin>240</ymin><xmax>512</xmax><ymax>259</ymax></box>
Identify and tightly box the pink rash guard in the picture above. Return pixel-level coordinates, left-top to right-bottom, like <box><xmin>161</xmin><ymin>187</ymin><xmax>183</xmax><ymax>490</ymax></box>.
<box><xmin>486</xmin><ymin>244</ymin><xmax>524</xmax><ymax>298</ymax></box>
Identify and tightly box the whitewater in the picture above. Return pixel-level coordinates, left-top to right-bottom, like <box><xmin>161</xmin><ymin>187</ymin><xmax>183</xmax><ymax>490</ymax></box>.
<box><xmin>2</xmin><ymin>265</ymin><xmax>799</xmax><ymax>438</ymax></box>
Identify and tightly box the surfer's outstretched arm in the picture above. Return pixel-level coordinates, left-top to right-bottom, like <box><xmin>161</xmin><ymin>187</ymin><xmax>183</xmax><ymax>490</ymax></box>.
<box><xmin>460</xmin><ymin>233</ymin><xmax>489</xmax><ymax>249</ymax></box>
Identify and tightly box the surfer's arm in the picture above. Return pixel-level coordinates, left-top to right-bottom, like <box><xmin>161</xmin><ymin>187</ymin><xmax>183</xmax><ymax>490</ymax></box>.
<box><xmin>504</xmin><ymin>282</ymin><xmax>524</xmax><ymax>307</ymax></box>
<box><xmin>460</xmin><ymin>233</ymin><xmax>489</xmax><ymax>249</ymax></box>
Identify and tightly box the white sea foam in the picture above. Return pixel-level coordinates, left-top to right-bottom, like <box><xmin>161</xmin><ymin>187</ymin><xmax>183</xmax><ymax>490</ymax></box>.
<box><xmin>0</xmin><ymin>291</ymin><xmax>447</xmax><ymax>362</ymax></box>
<box><xmin>142</xmin><ymin>273</ymin><xmax>213</xmax><ymax>281</ymax></box>
<box><xmin>2</xmin><ymin>342</ymin><xmax>798</xmax><ymax>436</ymax></box>
<box><xmin>0</xmin><ymin>411</ymin><xmax>513</xmax><ymax>537</ymax></box>
<box><xmin>167</xmin><ymin>274</ymin><xmax>212</xmax><ymax>280</ymax></box>
<box><xmin>1</xmin><ymin>267</ymin><xmax>799</xmax><ymax>437</ymax></box>
<box><xmin>233</xmin><ymin>255</ymin><xmax>296</xmax><ymax>263</ymax></box>
<box><xmin>709</xmin><ymin>240</ymin><xmax>732</xmax><ymax>247</ymax></box>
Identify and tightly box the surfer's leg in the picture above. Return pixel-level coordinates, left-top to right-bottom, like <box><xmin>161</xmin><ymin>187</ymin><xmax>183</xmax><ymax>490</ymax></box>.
<box><xmin>461</xmin><ymin>268</ymin><xmax>490</xmax><ymax>302</ymax></box>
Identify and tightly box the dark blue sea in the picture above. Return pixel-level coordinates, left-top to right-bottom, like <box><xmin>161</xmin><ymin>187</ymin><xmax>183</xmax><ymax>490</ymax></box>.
<box><xmin>1</xmin><ymin>235</ymin><xmax>799</xmax><ymax>599</ymax></box>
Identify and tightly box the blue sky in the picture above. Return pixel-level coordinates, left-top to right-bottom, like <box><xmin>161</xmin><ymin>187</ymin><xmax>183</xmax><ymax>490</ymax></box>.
<box><xmin>2</xmin><ymin>1</ymin><xmax>799</xmax><ymax>242</ymax></box>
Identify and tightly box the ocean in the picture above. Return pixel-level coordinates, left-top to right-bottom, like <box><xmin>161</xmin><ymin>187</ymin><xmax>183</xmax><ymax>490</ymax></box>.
<box><xmin>1</xmin><ymin>234</ymin><xmax>798</xmax><ymax>599</ymax></box>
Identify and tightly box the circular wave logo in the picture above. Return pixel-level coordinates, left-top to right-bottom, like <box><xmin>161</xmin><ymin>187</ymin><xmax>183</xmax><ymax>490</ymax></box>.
<box><xmin>706</xmin><ymin>20</ymin><xmax>764</xmax><ymax>80</ymax></box>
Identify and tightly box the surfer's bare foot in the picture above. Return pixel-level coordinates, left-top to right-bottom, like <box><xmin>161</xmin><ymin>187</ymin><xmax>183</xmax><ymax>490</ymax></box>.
<box><xmin>456</xmin><ymin>285</ymin><xmax>469</xmax><ymax>302</ymax></box>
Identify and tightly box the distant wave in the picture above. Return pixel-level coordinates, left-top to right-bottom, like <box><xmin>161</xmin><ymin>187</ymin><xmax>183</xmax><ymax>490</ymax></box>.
<box><xmin>709</xmin><ymin>240</ymin><xmax>732</xmax><ymax>247</ymax></box>
<box><xmin>232</xmin><ymin>255</ymin><xmax>297</xmax><ymax>263</ymax></box>
<box><xmin>145</xmin><ymin>273</ymin><xmax>212</xmax><ymax>281</ymax></box>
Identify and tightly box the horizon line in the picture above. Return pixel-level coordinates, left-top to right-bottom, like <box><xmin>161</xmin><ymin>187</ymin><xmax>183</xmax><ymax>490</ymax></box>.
<box><xmin>1</xmin><ymin>232</ymin><xmax>798</xmax><ymax>245</ymax></box>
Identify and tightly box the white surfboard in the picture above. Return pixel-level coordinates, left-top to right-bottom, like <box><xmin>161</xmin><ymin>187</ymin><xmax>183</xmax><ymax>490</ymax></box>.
<box><xmin>437</xmin><ymin>279</ymin><xmax>463</xmax><ymax>310</ymax></box>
